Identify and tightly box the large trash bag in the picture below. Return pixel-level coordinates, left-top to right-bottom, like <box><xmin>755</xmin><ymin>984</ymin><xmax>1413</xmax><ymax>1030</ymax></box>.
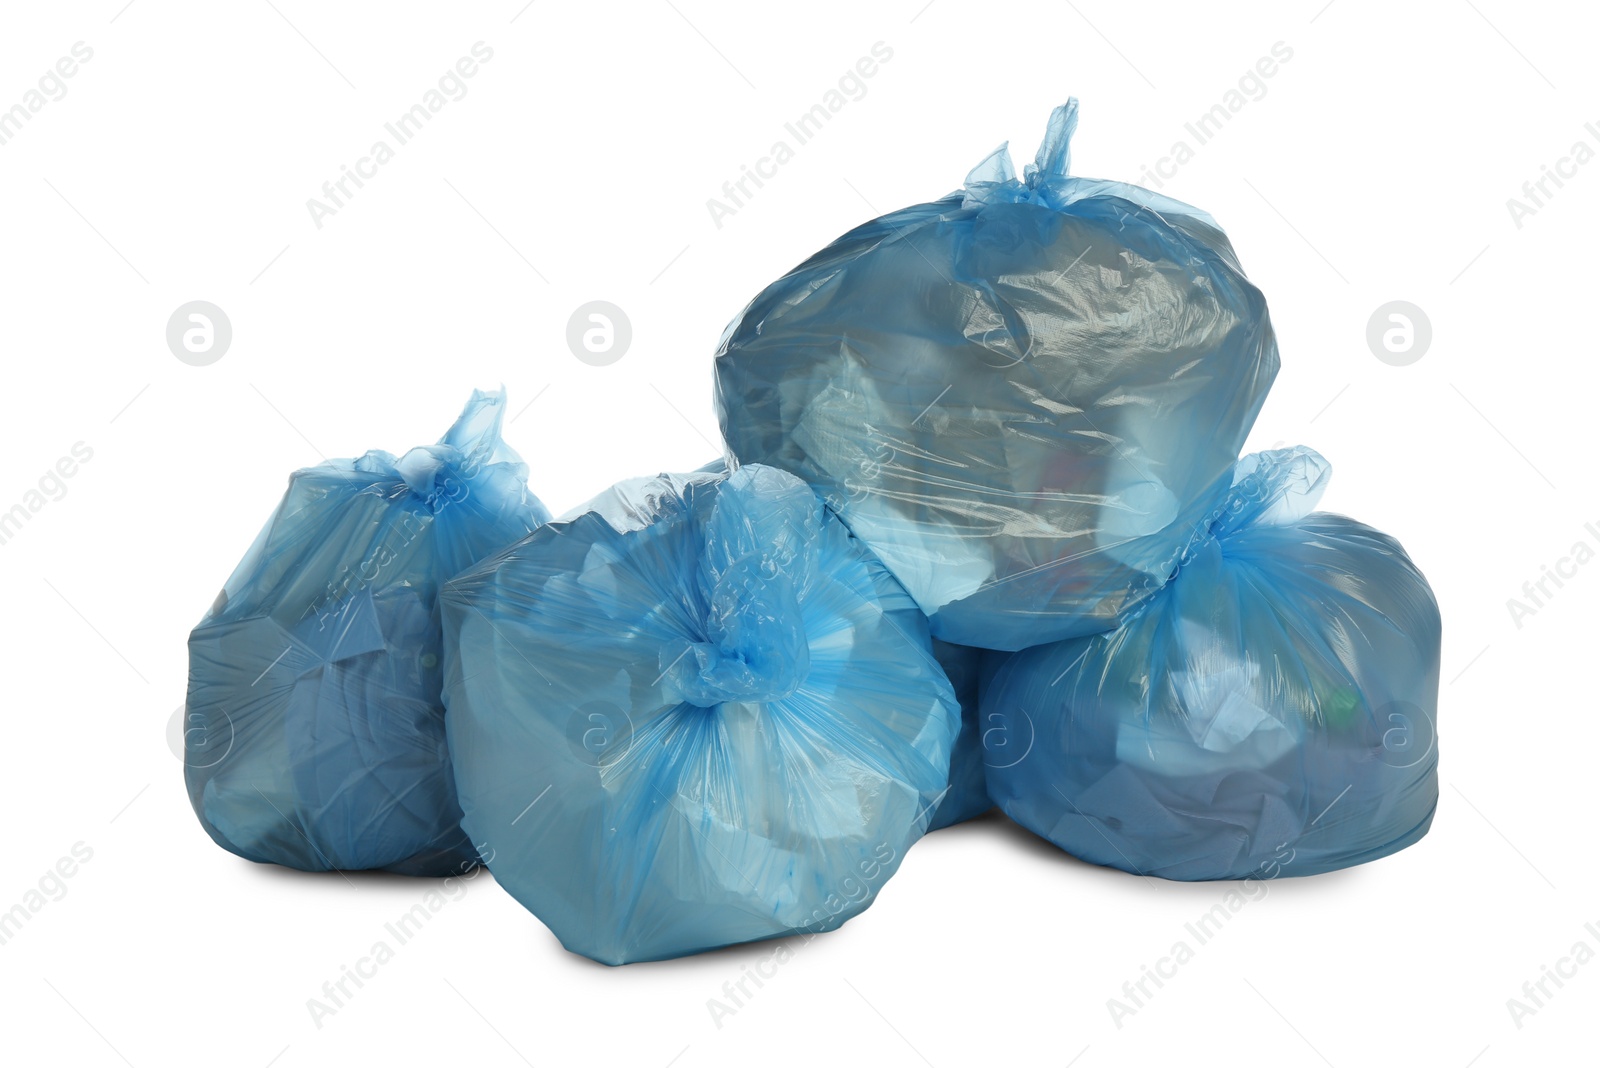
<box><xmin>982</xmin><ymin>446</ymin><xmax>1440</xmax><ymax>880</ymax></box>
<box><xmin>184</xmin><ymin>389</ymin><xmax>549</xmax><ymax>875</ymax></box>
<box><xmin>715</xmin><ymin>99</ymin><xmax>1279</xmax><ymax>650</ymax></box>
<box><xmin>442</xmin><ymin>463</ymin><xmax>958</xmax><ymax>964</ymax></box>
<box><xmin>927</xmin><ymin>640</ymin><xmax>993</xmax><ymax>830</ymax></box>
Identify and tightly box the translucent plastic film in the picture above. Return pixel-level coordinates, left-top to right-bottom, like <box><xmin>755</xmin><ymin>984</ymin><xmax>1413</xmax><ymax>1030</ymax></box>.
<box><xmin>927</xmin><ymin>639</ymin><xmax>992</xmax><ymax>830</ymax></box>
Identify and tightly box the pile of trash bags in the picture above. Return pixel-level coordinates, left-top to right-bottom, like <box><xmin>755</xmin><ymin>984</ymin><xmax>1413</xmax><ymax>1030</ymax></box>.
<box><xmin>183</xmin><ymin>100</ymin><xmax>1440</xmax><ymax>964</ymax></box>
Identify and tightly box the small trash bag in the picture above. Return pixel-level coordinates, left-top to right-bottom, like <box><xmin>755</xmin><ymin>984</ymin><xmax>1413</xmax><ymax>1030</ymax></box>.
<box><xmin>927</xmin><ymin>640</ymin><xmax>993</xmax><ymax>830</ymax></box>
<box><xmin>982</xmin><ymin>447</ymin><xmax>1441</xmax><ymax>880</ymax></box>
<box><xmin>715</xmin><ymin>99</ymin><xmax>1279</xmax><ymax>651</ymax></box>
<box><xmin>184</xmin><ymin>389</ymin><xmax>549</xmax><ymax>876</ymax></box>
<box><xmin>442</xmin><ymin>462</ymin><xmax>958</xmax><ymax>964</ymax></box>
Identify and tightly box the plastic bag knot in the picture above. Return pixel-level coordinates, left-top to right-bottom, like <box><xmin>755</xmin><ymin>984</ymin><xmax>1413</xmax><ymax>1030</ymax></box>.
<box><xmin>658</xmin><ymin>466</ymin><xmax>823</xmax><ymax>708</ymax></box>
<box><xmin>1162</xmin><ymin>445</ymin><xmax>1331</xmax><ymax>583</ymax></box>
<box><xmin>962</xmin><ymin>98</ymin><xmax>1080</xmax><ymax>210</ymax></box>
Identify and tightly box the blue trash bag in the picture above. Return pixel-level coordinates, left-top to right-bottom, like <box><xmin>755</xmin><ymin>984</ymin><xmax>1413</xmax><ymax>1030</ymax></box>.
<box><xmin>715</xmin><ymin>99</ymin><xmax>1279</xmax><ymax>651</ymax></box>
<box><xmin>927</xmin><ymin>640</ymin><xmax>993</xmax><ymax>829</ymax></box>
<box><xmin>981</xmin><ymin>446</ymin><xmax>1441</xmax><ymax>880</ymax></box>
<box><xmin>441</xmin><ymin>462</ymin><xmax>958</xmax><ymax>964</ymax></box>
<box><xmin>184</xmin><ymin>389</ymin><xmax>549</xmax><ymax>876</ymax></box>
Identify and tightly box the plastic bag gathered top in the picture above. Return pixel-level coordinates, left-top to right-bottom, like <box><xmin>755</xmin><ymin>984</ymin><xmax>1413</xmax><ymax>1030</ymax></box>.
<box><xmin>715</xmin><ymin>99</ymin><xmax>1280</xmax><ymax>651</ymax></box>
<box><xmin>982</xmin><ymin>447</ymin><xmax>1441</xmax><ymax>880</ymax></box>
<box><xmin>442</xmin><ymin>463</ymin><xmax>958</xmax><ymax>964</ymax></box>
<box><xmin>184</xmin><ymin>390</ymin><xmax>549</xmax><ymax>875</ymax></box>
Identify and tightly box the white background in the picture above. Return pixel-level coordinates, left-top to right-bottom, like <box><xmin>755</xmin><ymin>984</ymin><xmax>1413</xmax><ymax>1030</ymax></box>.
<box><xmin>1</xmin><ymin>1</ymin><xmax>1594</xmax><ymax>1065</ymax></box>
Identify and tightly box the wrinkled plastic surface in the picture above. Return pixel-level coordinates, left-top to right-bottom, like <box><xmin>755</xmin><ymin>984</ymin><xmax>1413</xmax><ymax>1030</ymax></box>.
<box><xmin>927</xmin><ymin>640</ymin><xmax>992</xmax><ymax>829</ymax></box>
<box><xmin>184</xmin><ymin>389</ymin><xmax>549</xmax><ymax>875</ymax></box>
<box><xmin>715</xmin><ymin>99</ymin><xmax>1279</xmax><ymax>650</ymax></box>
<box><xmin>983</xmin><ymin>447</ymin><xmax>1441</xmax><ymax>879</ymax></box>
<box><xmin>442</xmin><ymin>463</ymin><xmax>957</xmax><ymax>964</ymax></box>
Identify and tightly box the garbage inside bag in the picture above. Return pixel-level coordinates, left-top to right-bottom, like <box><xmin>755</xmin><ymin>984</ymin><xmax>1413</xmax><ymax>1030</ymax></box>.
<box><xmin>981</xmin><ymin>446</ymin><xmax>1441</xmax><ymax>880</ymax></box>
<box><xmin>927</xmin><ymin>640</ymin><xmax>993</xmax><ymax>830</ymax></box>
<box><xmin>184</xmin><ymin>389</ymin><xmax>549</xmax><ymax>875</ymax></box>
<box><xmin>442</xmin><ymin>462</ymin><xmax>958</xmax><ymax>964</ymax></box>
<box><xmin>714</xmin><ymin>98</ymin><xmax>1279</xmax><ymax>650</ymax></box>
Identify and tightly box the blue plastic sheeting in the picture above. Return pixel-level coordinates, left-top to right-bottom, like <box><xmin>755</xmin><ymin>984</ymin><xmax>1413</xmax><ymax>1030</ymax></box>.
<box><xmin>442</xmin><ymin>463</ymin><xmax>958</xmax><ymax>964</ymax></box>
<box><xmin>715</xmin><ymin>99</ymin><xmax>1279</xmax><ymax>650</ymax></box>
<box><xmin>982</xmin><ymin>447</ymin><xmax>1441</xmax><ymax>880</ymax></box>
<box><xmin>926</xmin><ymin>640</ymin><xmax>993</xmax><ymax>830</ymax></box>
<box><xmin>184</xmin><ymin>389</ymin><xmax>548</xmax><ymax>875</ymax></box>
